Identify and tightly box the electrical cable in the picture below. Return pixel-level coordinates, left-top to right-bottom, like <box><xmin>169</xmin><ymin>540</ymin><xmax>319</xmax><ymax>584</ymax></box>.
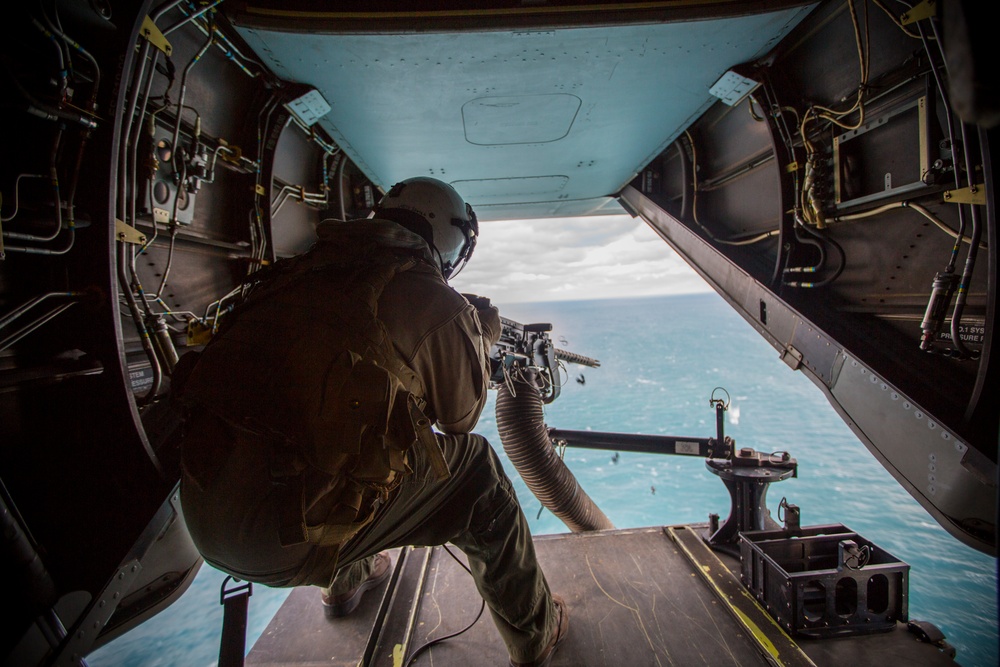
<box><xmin>679</xmin><ymin>130</ymin><xmax>778</xmax><ymax>248</ymax></box>
<box><xmin>830</xmin><ymin>201</ymin><xmax>987</xmax><ymax>249</ymax></box>
<box><xmin>794</xmin><ymin>0</ymin><xmax>872</xmax><ymax>229</ymax></box>
<box><xmin>402</xmin><ymin>545</ymin><xmax>486</xmax><ymax>667</ymax></box>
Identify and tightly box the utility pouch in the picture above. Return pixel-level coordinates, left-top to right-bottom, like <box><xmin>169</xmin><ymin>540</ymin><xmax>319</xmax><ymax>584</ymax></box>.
<box><xmin>408</xmin><ymin>395</ymin><xmax>451</xmax><ymax>481</ymax></box>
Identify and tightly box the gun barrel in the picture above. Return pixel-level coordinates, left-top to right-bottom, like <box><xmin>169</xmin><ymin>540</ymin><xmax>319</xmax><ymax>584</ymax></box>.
<box><xmin>555</xmin><ymin>348</ymin><xmax>600</xmax><ymax>368</ymax></box>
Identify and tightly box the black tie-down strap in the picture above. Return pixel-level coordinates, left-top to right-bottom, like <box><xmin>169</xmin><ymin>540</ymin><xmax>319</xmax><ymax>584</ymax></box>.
<box><xmin>906</xmin><ymin>620</ymin><xmax>956</xmax><ymax>658</ymax></box>
<box><xmin>219</xmin><ymin>576</ymin><xmax>253</xmax><ymax>667</ymax></box>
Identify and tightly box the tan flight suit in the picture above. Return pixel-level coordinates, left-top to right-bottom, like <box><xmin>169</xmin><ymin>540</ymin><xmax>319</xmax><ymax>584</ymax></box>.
<box><xmin>179</xmin><ymin>219</ymin><xmax>556</xmax><ymax>663</ymax></box>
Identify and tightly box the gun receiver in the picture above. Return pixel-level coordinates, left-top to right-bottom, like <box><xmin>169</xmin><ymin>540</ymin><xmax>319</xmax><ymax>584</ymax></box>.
<box><xmin>489</xmin><ymin>316</ymin><xmax>600</xmax><ymax>404</ymax></box>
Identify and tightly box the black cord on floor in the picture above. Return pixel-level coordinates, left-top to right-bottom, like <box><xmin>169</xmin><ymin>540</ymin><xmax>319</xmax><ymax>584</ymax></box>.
<box><xmin>402</xmin><ymin>545</ymin><xmax>486</xmax><ymax>667</ymax></box>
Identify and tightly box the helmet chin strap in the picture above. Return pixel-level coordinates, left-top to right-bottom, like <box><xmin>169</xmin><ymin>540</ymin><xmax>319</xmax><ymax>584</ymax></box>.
<box><xmin>432</xmin><ymin>245</ymin><xmax>453</xmax><ymax>278</ymax></box>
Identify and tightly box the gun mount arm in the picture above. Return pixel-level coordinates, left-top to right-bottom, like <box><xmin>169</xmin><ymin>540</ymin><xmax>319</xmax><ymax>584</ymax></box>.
<box><xmin>547</xmin><ymin>428</ymin><xmax>720</xmax><ymax>458</ymax></box>
<box><xmin>547</xmin><ymin>393</ymin><xmax>799</xmax><ymax>555</ymax></box>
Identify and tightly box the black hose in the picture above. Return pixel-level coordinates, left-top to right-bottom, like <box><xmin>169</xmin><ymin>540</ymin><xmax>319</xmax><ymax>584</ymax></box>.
<box><xmin>496</xmin><ymin>375</ymin><xmax>614</xmax><ymax>533</ymax></box>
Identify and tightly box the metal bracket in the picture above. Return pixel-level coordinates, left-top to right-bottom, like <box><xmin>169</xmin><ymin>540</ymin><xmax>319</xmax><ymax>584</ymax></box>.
<box><xmin>704</xmin><ymin>449</ymin><xmax>797</xmax><ymax>556</ymax></box>
<box><xmin>115</xmin><ymin>218</ymin><xmax>148</xmax><ymax>245</ymax></box>
<box><xmin>942</xmin><ymin>184</ymin><xmax>986</xmax><ymax>206</ymax></box>
<box><xmin>140</xmin><ymin>16</ymin><xmax>172</xmax><ymax>56</ymax></box>
<box><xmin>901</xmin><ymin>0</ymin><xmax>936</xmax><ymax>25</ymax></box>
<box><xmin>187</xmin><ymin>319</ymin><xmax>214</xmax><ymax>346</ymax></box>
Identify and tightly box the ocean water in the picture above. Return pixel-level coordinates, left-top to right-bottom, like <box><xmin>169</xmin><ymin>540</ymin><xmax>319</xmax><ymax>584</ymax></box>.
<box><xmin>90</xmin><ymin>292</ymin><xmax>998</xmax><ymax>667</ymax></box>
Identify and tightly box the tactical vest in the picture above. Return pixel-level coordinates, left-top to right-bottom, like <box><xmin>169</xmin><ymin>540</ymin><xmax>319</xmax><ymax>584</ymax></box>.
<box><xmin>179</xmin><ymin>244</ymin><xmax>450</xmax><ymax>548</ymax></box>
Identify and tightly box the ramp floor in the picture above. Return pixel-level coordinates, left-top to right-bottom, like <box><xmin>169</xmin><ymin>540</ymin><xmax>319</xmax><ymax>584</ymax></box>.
<box><xmin>247</xmin><ymin>526</ymin><xmax>955</xmax><ymax>666</ymax></box>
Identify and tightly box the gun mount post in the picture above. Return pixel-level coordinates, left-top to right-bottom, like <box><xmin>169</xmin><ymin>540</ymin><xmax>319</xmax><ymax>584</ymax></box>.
<box><xmin>709</xmin><ymin>387</ymin><xmax>733</xmax><ymax>460</ymax></box>
<box><xmin>703</xmin><ymin>448</ymin><xmax>798</xmax><ymax>557</ymax></box>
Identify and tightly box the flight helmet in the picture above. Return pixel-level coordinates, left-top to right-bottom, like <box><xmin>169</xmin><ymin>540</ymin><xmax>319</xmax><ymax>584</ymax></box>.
<box><xmin>373</xmin><ymin>177</ymin><xmax>478</xmax><ymax>279</ymax></box>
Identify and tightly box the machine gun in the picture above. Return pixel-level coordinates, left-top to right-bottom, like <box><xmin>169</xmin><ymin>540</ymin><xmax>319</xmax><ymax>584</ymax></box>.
<box><xmin>488</xmin><ymin>316</ymin><xmax>600</xmax><ymax>404</ymax></box>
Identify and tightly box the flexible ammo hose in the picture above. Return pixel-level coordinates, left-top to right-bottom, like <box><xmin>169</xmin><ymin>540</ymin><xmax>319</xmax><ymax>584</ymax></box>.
<box><xmin>496</xmin><ymin>375</ymin><xmax>614</xmax><ymax>532</ymax></box>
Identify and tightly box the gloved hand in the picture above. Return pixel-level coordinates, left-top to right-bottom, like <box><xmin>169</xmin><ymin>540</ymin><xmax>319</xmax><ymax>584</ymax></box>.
<box><xmin>462</xmin><ymin>293</ymin><xmax>502</xmax><ymax>346</ymax></box>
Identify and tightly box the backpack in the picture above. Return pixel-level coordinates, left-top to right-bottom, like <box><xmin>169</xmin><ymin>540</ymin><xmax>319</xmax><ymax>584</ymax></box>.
<box><xmin>177</xmin><ymin>242</ymin><xmax>449</xmax><ymax>547</ymax></box>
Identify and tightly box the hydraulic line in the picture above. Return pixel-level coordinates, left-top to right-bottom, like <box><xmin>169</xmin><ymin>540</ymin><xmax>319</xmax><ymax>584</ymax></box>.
<box><xmin>914</xmin><ymin>17</ymin><xmax>981</xmax><ymax>355</ymax></box>
<box><xmin>37</xmin><ymin>3</ymin><xmax>100</xmax><ymax>110</ymax></box>
<box><xmin>167</xmin><ymin>20</ymin><xmax>215</xmax><ymax>210</ymax></box>
<box><xmin>129</xmin><ymin>51</ymin><xmax>161</xmax><ymax>247</ymax></box>
<box><xmin>249</xmin><ymin>96</ymin><xmax>281</xmax><ymax>272</ymax></box>
<box><xmin>174</xmin><ymin>4</ymin><xmax>263</xmax><ymax>79</ymax></box>
<box><xmin>162</xmin><ymin>0</ymin><xmax>224</xmax><ymax>36</ymax></box>
<box><xmin>119</xmin><ymin>43</ymin><xmax>150</xmax><ymax>227</ymax></box>
<box><xmin>949</xmin><ymin>124</ymin><xmax>984</xmax><ymax>358</ymax></box>
<box><xmin>919</xmin><ymin>21</ymin><xmax>967</xmax><ymax>275</ymax></box>
<box><xmin>783</xmin><ymin>216</ymin><xmax>845</xmax><ymax>288</ymax></box>
<box><xmin>2</xmin><ymin>130</ymin><xmax>63</xmax><ymax>244</ymax></box>
<box><xmin>0</xmin><ymin>291</ymin><xmax>82</xmax><ymax>331</ymax></box>
<box><xmin>121</xmin><ymin>0</ymin><xmax>183</xmax><ymax>230</ymax></box>
<box><xmin>496</xmin><ymin>373</ymin><xmax>613</xmax><ymax>532</ymax></box>
<box><xmin>0</xmin><ymin>302</ymin><xmax>77</xmax><ymax>352</ymax></box>
<box><xmin>30</xmin><ymin>16</ymin><xmax>67</xmax><ymax>99</ymax></box>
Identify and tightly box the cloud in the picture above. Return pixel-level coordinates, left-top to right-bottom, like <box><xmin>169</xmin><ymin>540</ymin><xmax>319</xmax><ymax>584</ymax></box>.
<box><xmin>450</xmin><ymin>214</ymin><xmax>711</xmax><ymax>303</ymax></box>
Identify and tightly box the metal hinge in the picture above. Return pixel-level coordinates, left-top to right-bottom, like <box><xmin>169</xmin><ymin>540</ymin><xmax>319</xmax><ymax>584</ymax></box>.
<box><xmin>780</xmin><ymin>344</ymin><xmax>803</xmax><ymax>370</ymax></box>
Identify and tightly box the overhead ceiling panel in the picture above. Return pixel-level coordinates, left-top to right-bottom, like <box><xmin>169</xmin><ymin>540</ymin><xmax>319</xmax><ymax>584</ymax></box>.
<box><xmin>235</xmin><ymin>5</ymin><xmax>814</xmax><ymax>220</ymax></box>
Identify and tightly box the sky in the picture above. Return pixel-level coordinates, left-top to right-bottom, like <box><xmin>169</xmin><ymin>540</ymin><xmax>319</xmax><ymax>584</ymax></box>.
<box><xmin>448</xmin><ymin>213</ymin><xmax>712</xmax><ymax>304</ymax></box>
